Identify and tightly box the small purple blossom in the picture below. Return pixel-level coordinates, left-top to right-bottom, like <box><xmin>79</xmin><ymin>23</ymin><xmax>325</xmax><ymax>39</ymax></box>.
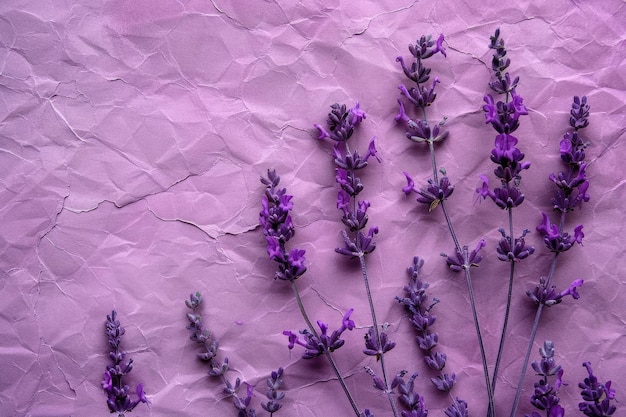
<box><xmin>525</xmin><ymin>341</ymin><xmax>564</xmax><ymax>417</ymax></box>
<box><xmin>397</xmin><ymin>372</ymin><xmax>428</xmax><ymax>417</ymax></box>
<box><xmin>283</xmin><ymin>309</ymin><xmax>355</xmax><ymax>359</ymax></box>
<box><xmin>578</xmin><ymin>362</ymin><xmax>617</xmax><ymax>417</ymax></box>
<box><xmin>443</xmin><ymin>239</ymin><xmax>486</xmax><ymax>272</ymax></box>
<box><xmin>102</xmin><ymin>310</ymin><xmax>150</xmax><ymax>415</ymax></box>
<box><xmin>526</xmin><ymin>277</ymin><xmax>584</xmax><ymax>306</ymax></box>
<box><xmin>261</xmin><ymin>368</ymin><xmax>286</xmax><ymax>414</ymax></box>
<box><xmin>314</xmin><ymin>102</ymin><xmax>366</xmax><ymax>142</ymax></box>
<box><xmin>403</xmin><ymin>173</ymin><xmax>454</xmax><ymax>212</ymax></box>
<box><xmin>445</xmin><ymin>399</ymin><xmax>469</xmax><ymax>417</ymax></box>
<box><xmin>495</xmin><ymin>228</ymin><xmax>535</xmax><ymax>262</ymax></box>
<box><xmin>536</xmin><ymin>212</ymin><xmax>584</xmax><ymax>252</ymax></box>
<box><xmin>363</xmin><ymin>326</ymin><xmax>396</xmax><ymax>359</ymax></box>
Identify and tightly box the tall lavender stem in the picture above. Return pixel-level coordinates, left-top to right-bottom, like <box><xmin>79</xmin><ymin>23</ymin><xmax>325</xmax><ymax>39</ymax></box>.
<box><xmin>260</xmin><ymin>169</ymin><xmax>362</xmax><ymax>417</ymax></box>
<box><xmin>476</xmin><ymin>29</ymin><xmax>534</xmax><ymax>396</ymax></box>
<box><xmin>396</xmin><ymin>34</ymin><xmax>495</xmax><ymax>417</ymax></box>
<box><xmin>316</xmin><ymin>103</ymin><xmax>398</xmax><ymax>417</ymax></box>
<box><xmin>509</xmin><ymin>96</ymin><xmax>590</xmax><ymax>417</ymax></box>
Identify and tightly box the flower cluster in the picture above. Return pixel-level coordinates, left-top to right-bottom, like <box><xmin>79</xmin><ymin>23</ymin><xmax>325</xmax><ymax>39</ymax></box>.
<box><xmin>526</xmin><ymin>277</ymin><xmax>584</xmax><ymax>307</ymax></box>
<box><xmin>283</xmin><ymin>309</ymin><xmax>356</xmax><ymax>359</ymax></box>
<box><xmin>537</xmin><ymin>96</ymin><xmax>590</xmax><ymax>252</ymax></box>
<box><xmin>552</xmin><ymin>96</ymin><xmax>591</xmax><ymax>213</ymax></box>
<box><xmin>477</xmin><ymin>28</ymin><xmax>535</xmax><ymax>266</ymax></box>
<box><xmin>260</xmin><ymin>169</ymin><xmax>307</xmax><ymax>281</ymax></box>
<box><xmin>395</xmin><ymin>35</ymin><xmax>452</xmax><ymax>210</ymax></box>
<box><xmin>579</xmin><ymin>362</ymin><xmax>616</xmax><ymax>417</ymax></box>
<box><xmin>316</xmin><ymin>103</ymin><xmax>380</xmax><ymax>257</ymax></box>
<box><xmin>395</xmin><ymin>34</ymin><xmax>446</xmax><ymax>109</ymax></box>
<box><xmin>262</xmin><ymin>368</ymin><xmax>286</xmax><ymax>415</ymax></box>
<box><xmin>396</xmin><ymin>372</ymin><xmax>428</xmax><ymax>417</ymax></box>
<box><xmin>185</xmin><ymin>292</ymin><xmax>227</xmax><ymax>375</ymax></box>
<box><xmin>525</xmin><ymin>341</ymin><xmax>565</xmax><ymax>417</ymax></box>
<box><xmin>185</xmin><ymin>292</ymin><xmax>286</xmax><ymax>416</ymax></box>
<box><xmin>396</xmin><ymin>257</ymin><xmax>456</xmax><ymax>393</ymax></box>
<box><xmin>102</xmin><ymin>310</ymin><xmax>150</xmax><ymax>416</ymax></box>
<box><xmin>442</xmin><ymin>239</ymin><xmax>487</xmax><ymax>273</ymax></box>
<box><xmin>403</xmin><ymin>173</ymin><xmax>453</xmax><ymax>212</ymax></box>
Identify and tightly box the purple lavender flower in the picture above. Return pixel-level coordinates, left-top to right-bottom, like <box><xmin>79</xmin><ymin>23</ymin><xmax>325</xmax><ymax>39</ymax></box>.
<box><xmin>550</xmin><ymin>96</ymin><xmax>591</xmax><ymax>213</ymax></box>
<box><xmin>495</xmin><ymin>228</ymin><xmax>534</xmax><ymax>262</ymax></box>
<box><xmin>102</xmin><ymin>310</ymin><xmax>150</xmax><ymax>415</ymax></box>
<box><xmin>513</xmin><ymin>97</ymin><xmax>593</xmax><ymax>417</ymax></box>
<box><xmin>396</xmin><ymin>257</ymin><xmax>458</xmax><ymax>393</ymax></box>
<box><xmin>363</xmin><ymin>325</ymin><xmax>396</xmax><ymax>359</ymax></box>
<box><xmin>403</xmin><ymin>173</ymin><xmax>454</xmax><ymax>211</ymax></box>
<box><xmin>186</xmin><ymin>292</ymin><xmax>285</xmax><ymax>416</ymax></box>
<box><xmin>396</xmin><ymin>35</ymin><xmax>451</xmax><ymax>213</ymax></box>
<box><xmin>444</xmin><ymin>399</ymin><xmax>469</xmax><ymax>417</ymax></box>
<box><xmin>536</xmin><ymin>212</ymin><xmax>584</xmax><ymax>253</ymax></box>
<box><xmin>524</xmin><ymin>341</ymin><xmax>564</xmax><ymax>417</ymax></box>
<box><xmin>443</xmin><ymin>239</ymin><xmax>486</xmax><ymax>272</ymax></box>
<box><xmin>260</xmin><ymin>169</ymin><xmax>307</xmax><ymax>281</ymax></box>
<box><xmin>283</xmin><ymin>309</ymin><xmax>355</xmax><ymax>359</ymax></box>
<box><xmin>314</xmin><ymin>102</ymin><xmax>366</xmax><ymax>142</ymax></box>
<box><xmin>526</xmin><ymin>277</ymin><xmax>584</xmax><ymax>306</ymax></box>
<box><xmin>396</xmin><ymin>372</ymin><xmax>428</xmax><ymax>417</ymax></box>
<box><xmin>261</xmin><ymin>368</ymin><xmax>286</xmax><ymax>414</ymax></box>
<box><xmin>315</xmin><ymin>103</ymin><xmax>381</xmax><ymax>259</ymax></box>
<box><xmin>578</xmin><ymin>362</ymin><xmax>617</xmax><ymax>417</ymax></box>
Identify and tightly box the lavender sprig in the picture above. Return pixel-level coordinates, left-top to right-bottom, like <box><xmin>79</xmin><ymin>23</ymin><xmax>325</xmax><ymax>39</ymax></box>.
<box><xmin>102</xmin><ymin>310</ymin><xmax>150</xmax><ymax>416</ymax></box>
<box><xmin>510</xmin><ymin>96</ymin><xmax>590</xmax><ymax>417</ymax></box>
<box><xmin>396</xmin><ymin>257</ymin><xmax>457</xmax><ymax>394</ymax></box>
<box><xmin>578</xmin><ymin>362</ymin><xmax>617</xmax><ymax>417</ymax></box>
<box><xmin>396</xmin><ymin>34</ymin><xmax>494</xmax><ymax>416</ymax></box>
<box><xmin>524</xmin><ymin>341</ymin><xmax>565</xmax><ymax>417</ymax></box>
<box><xmin>185</xmin><ymin>292</ymin><xmax>285</xmax><ymax>417</ymax></box>
<box><xmin>315</xmin><ymin>103</ymin><xmax>399</xmax><ymax>415</ymax></box>
<box><xmin>260</xmin><ymin>169</ymin><xmax>362</xmax><ymax>417</ymax></box>
<box><xmin>396</xmin><ymin>372</ymin><xmax>428</xmax><ymax>417</ymax></box>
<box><xmin>477</xmin><ymin>28</ymin><xmax>535</xmax><ymax>398</ymax></box>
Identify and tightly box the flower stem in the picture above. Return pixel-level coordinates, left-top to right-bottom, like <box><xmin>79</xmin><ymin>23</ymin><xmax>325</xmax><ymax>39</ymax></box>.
<box><xmin>441</xmin><ymin>202</ymin><xmax>495</xmax><ymax>417</ymax></box>
<box><xmin>509</xmin><ymin>252</ymin><xmax>559</xmax><ymax>417</ymax></box>
<box><xmin>491</xmin><ymin>209</ymin><xmax>515</xmax><ymax>392</ymax></box>
<box><xmin>358</xmin><ymin>254</ymin><xmax>400</xmax><ymax>417</ymax></box>
<box><xmin>290</xmin><ymin>281</ymin><xmax>362</xmax><ymax>417</ymax></box>
<box><xmin>421</xmin><ymin>89</ymin><xmax>495</xmax><ymax>416</ymax></box>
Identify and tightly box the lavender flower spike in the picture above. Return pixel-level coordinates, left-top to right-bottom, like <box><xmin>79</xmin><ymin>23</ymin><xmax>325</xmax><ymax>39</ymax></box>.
<box><xmin>102</xmin><ymin>310</ymin><xmax>150</xmax><ymax>416</ymax></box>
<box><xmin>524</xmin><ymin>341</ymin><xmax>564</xmax><ymax>417</ymax></box>
<box><xmin>260</xmin><ymin>169</ymin><xmax>307</xmax><ymax>282</ymax></box>
<box><xmin>579</xmin><ymin>362</ymin><xmax>617</xmax><ymax>417</ymax></box>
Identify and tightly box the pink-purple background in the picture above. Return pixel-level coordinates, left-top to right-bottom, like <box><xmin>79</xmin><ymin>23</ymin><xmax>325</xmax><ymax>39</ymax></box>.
<box><xmin>1</xmin><ymin>1</ymin><xmax>624</xmax><ymax>416</ymax></box>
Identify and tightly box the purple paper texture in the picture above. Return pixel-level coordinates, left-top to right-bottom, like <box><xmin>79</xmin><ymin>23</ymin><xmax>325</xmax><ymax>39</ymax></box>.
<box><xmin>1</xmin><ymin>0</ymin><xmax>624</xmax><ymax>416</ymax></box>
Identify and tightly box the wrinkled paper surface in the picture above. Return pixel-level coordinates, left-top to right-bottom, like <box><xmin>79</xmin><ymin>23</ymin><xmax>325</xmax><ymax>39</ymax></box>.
<box><xmin>1</xmin><ymin>0</ymin><xmax>625</xmax><ymax>416</ymax></box>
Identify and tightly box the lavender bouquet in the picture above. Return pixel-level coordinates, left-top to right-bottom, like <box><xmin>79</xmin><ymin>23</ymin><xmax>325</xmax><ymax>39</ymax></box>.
<box><xmin>179</xmin><ymin>28</ymin><xmax>616</xmax><ymax>417</ymax></box>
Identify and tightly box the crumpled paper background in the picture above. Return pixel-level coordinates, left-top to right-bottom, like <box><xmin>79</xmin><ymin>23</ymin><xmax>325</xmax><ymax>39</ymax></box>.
<box><xmin>1</xmin><ymin>0</ymin><xmax>624</xmax><ymax>416</ymax></box>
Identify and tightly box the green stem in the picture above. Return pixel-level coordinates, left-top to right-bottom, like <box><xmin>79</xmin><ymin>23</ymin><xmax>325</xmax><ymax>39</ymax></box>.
<box><xmin>290</xmin><ymin>281</ymin><xmax>362</xmax><ymax>417</ymax></box>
